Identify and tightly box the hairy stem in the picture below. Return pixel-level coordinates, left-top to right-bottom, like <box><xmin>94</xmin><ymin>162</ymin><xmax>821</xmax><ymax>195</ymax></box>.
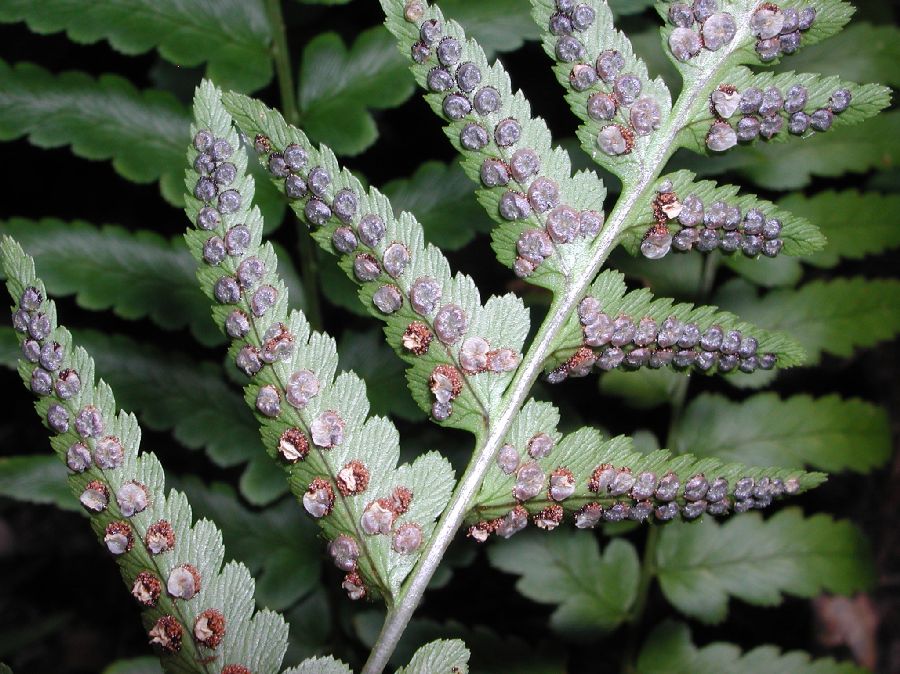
<box><xmin>265</xmin><ymin>0</ymin><xmax>324</xmax><ymax>331</ymax></box>
<box><xmin>362</xmin><ymin>16</ymin><xmax>754</xmax><ymax>674</ymax></box>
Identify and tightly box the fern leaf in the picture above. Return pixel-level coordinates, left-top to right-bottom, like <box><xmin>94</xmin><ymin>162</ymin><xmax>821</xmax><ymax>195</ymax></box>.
<box><xmin>0</xmin><ymin>61</ymin><xmax>286</xmax><ymax>220</ymax></box>
<box><xmin>488</xmin><ymin>531</ymin><xmax>639</xmax><ymax>637</ymax></box>
<box><xmin>655</xmin><ymin>508</ymin><xmax>875</xmax><ymax>623</ymax></box>
<box><xmin>0</xmin><ymin>218</ymin><xmax>220</xmax><ymax>345</ymax></box>
<box><xmin>678</xmin><ymin>108</ymin><xmax>900</xmax><ymax>190</ymax></box>
<box><xmin>675</xmin><ymin>393</ymin><xmax>891</xmax><ymax>474</ymax></box>
<box><xmin>532</xmin><ymin>0</ymin><xmax>673</xmax><ymax>182</ymax></box>
<box><xmin>775</xmin><ymin>22</ymin><xmax>900</xmax><ymax>86</ymax></box>
<box><xmin>282</xmin><ymin>656</ymin><xmax>353</xmax><ymax>674</ymax></box>
<box><xmin>638</xmin><ymin>621</ymin><xmax>868</xmax><ymax>674</ymax></box>
<box><xmin>466</xmin><ymin>399</ymin><xmax>823</xmax><ymax>536</ymax></box>
<box><xmin>0</xmin><ymin>0</ymin><xmax>273</xmax><ymax>92</ymax></box>
<box><xmin>680</xmin><ymin>67</ymin><xmax>890</xmax><ymax>156</ymax></box>
<box><xmin>0</xmin><ymin>454</ymin><xmax>75</xmax><ymax>512</ymax></box>
<box><xmin>779</xmin><ymin>190</ymin><xmax>900</xmax><ymax>268</ymax></box>
<box><xmin>380</xmin><ymin>0</ymin><xmax>610</xmax><ymax>293</ymax></box>
<box><xmin>383</xmin><ymin>161</ymin><xmax>494</xmax><ymax>251</ymax></box>
<box><xmin>1</xmin><ymin>236</ymin><xmax>288</xmax><ymax>673</ymax></box>
<box><xmin>297</xmin><ymin>27</ymin><xmax>413</xmax><ymax>156</ymax></box>
<box><xmin>184</xmin><ymin>80</ymin><xmax>456</xmax><ymax>603</ymax></box>
<box><xmin>619</xmin><ymin>170</ymin><xmax>826</xmax><ymax>261</ymax></box>
<box><xmin>222</xmin><ymin>91</ymin><xmax>531</xmax><ymax>435</ymax></box>
<box><xmin>716</xmin><ymin>276</ymin><xmax>900</xmax><ymax>363</ymax></box>
<box><xmin>543</xmin><ymin>269</ymin><xmax>805</xmax><ymax>383</ymax></box>
<box><xmin>396</xmin><ymin>639</ymin><xmax>470</xmax><ymax>674</ymax></box>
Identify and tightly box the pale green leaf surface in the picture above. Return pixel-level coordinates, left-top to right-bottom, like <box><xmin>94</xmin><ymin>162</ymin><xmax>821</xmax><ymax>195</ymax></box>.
<box><xmin>178</xmin><ymin>479</ymin><xmax>321</xmax><ymax>611</ymax></box>
<box><xmin>187</xmin><ymin>81</ymin><xmax>457</xmax><ymax>600</ymax></box>
<box><xmin>282</xmin><ymin>656</ymin><xmax>353</xmax><ymax>674</ymax></box>
<box><xmin>777</xmin><ymin>190</ymin><xmax>900</xmax><ymax>268</ymax></box>
<box><xmin>488</xmin><ymin>531</ymin><xmax>639</xmax><ymax>637</ymax></box>
<box><xmin>354</xmin><ymin>612</ymin><xmax>565</xmax><ymax>673</ymax></box>
<box><xmin>298</xmin><ymin>27</ymin><xmax>413</xmax><ymax>156</ymax></box>
<box><xmin>471</xmin><ymin>399</ymin><xmax>823</xmax><ymax>523</ymax></box>
<box><xmin>383</xmin><ymin>161</ymin><xmax>494</xmax><ymax>251</ymax></box>
<box><xmin>679</xmin><ymin>68</ymin><xmax>890</xmax><ymax>155</ymax></box>
<box><xmin>656</xmin><ymin>509</ymin><xmax>875</xmax><ymax>623</ymax></box>
<box><xmin>396</xmin><ymin>639</ymin><xmax>470</xmax><ymax>674</ymax></box>
<box><xmin>224</xmin><ymin>91</ymin><xmax>531</xmax><ymax>436</ymax></box>
<box><xmin>675</xmin><ymin>393</ymin><xmax>891</xmax><ymax>473</ymax></box>
<box><xmin>672</xmin><ymin>110</ymin><xmax>900</xmax><ymax>190</ymax></box>
<box><xmin>382</xmin><ymin>0</ymin><xmax>609</xmax><ymax>294</ymax></box>
<box><xmin>534</xmin><ymin>0</ymin><xmax>672</xmax><ymax>183</ymax></box>
<box><xmin>546</xmin><ymin>269</ymin><xmax>807</xmax><ymax>379</ymax></box>
<box><xmin>715</xmin><ymin>277</ymin><xmax>900</xmax><ymax>362</ymax></box>
<box><xmin>0</xmin><ymin>0</ymin><xmax>273</xmax><ymax>91</ymax></box>
<box><xmin>637</xmin><ymin>621</ymin><xmax>868</xmax><ymax>674</ymax></box>
<box><xmin>1</xmin><ymin>236</ymin><xmax>289</xmax><ymax>673</ymax></box>
<box><xmin>620</xmin><ymin>171</ymin><xmax>826</xmax><ymax>257</ymax></box>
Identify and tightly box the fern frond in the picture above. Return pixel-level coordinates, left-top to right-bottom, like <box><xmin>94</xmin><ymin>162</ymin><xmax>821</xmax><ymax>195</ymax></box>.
<box><xmin>465</xmin><ymin>400</ymin><xmax>823</xmax><ymax>537</ymax></box>
<box><xmin>1</xmin><ymin>236</ymin><xmax>288</xmax><ymax>674</ymax></box>
<box><xmin>543</xmin><ymin>269</ymin><xmax>804</xmax><ymax>383</ymax></box>
<box><xmin>619</xmin><ymin>170</ymin><xmax>827</xmax><ymax>260</ymax></box>
<box><xmin>380</xmin><ymin>0</ymin><xmax>610</xmax><ymax>293</ymax></box>
<box><xmin>533</xmin><ymin>0</ymin><xmax>674</xmax><ymax>182</ymax></box>
<box><xmin>183</xmin><ymin>80</ymin><xmax>456</xmax><ymax>604</ymax></box>
<box><xmin>222</xmin><ymin>92</ymin><xmax>531</xmax><ymax>436</ymax></box>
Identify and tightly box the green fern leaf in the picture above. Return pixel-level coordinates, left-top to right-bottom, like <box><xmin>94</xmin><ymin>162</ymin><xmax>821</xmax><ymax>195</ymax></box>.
<box><xmin>222</xmin><ymin>91</ymin><xmax>531</xmax><ymax>435</ymax></box>
<box><xmin>619</xmin><ymin>170</ymin><xmax>827</xmax><ymax>260</ymax></box>
<box><xmin>676</xmin><ymin>109</ymin><xmax>900</xmax><ymax>190</ymax></box>
<box><xmin>468</xmin><ymin>399</ymin><xmax>823</xmax><ymax>532</ymax></box>
<box><xmin>298</xmin><ymin>27</ymin><xmax>413</xmax><ymax>156</ymax></box>
<box><xmin>655</xmin><ymin>508</ymin><xmax>875</xmax><ymax>623</ymax></box>
<box><xmin>1</xmin><ymin>236</ymin><xmax>289</xmax><ymax>673</ymax></box>
<box><xmin>638</xmin><ymin>621</ymin><xmax>868</xmax><ymax>674</ymax></box>
<box><xmin>0</xmin><ymin>0</ymin><xmax>273</xmax><ymax>91</ymax></box>
<box><xmin>488</xmin><ymin>531</ymin><xmax>639</xmax><ymax>637</ymax></box>
<box><xmin>533</xmin><ymin>0</ymin><xmax>673</xmax><ymax>182</ymax></box>
<box><xmin>0</xmin><ymin>61</ymin><xmax>286</xmax><ymax>220</ymax></box>
<box><xmin>396</xmin><ymin>639</ymin><xmax>470</xmax><ymax>674</ymax></box>
<box><xmin>715</xmin><ymin>276</ymin><xmax>900</xmax><ymax>363</ymax></box>
<box><xmin>544</xmin><ymin>269</ymin><xmax>805</xmax><ymax>383</ymax></box>
<box><xmin>675</xmin><ymin>393</ymin><xmax>891</xmax><ymax>474</ymax></box>
<box><xmin>381</xmin><ymin>0</ymin><xmax>610</xmax><ymax>293</ymax></box>
<box><xmin>184</xmin><ymin>80</ymin><xmax>457</xmax><ymax>602</ymax></box>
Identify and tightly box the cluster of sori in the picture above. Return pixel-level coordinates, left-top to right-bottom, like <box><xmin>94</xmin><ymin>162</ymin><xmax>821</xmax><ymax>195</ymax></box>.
<box><xmin>705</xmin><ymin>81</ymin><xmax>852</xmax><ymax>152</ymax></box>
<box><xmin>192</xmin><ymin>127</ymin><xmax>428</xmax><ymax>601</ymax></box>
<box><xmin>252</xmin><ymin>131</ymin><xmax>523</xmax><ymax>423</ymax></box>
<box><xmin>12</xmin><ymin>285</ymin><xmax>239</xmax><ymax>663</ymax></box>
<box><xmin>193</xmin><ymin>130</ymin><xmax>284</xmax><ymax>325</ymax></box>
<box><xmin>548</xmin><ymin>295</ymin><xmax>777</xmax><ymax>381</ymax></box>
<box><xmin>546</xmin><ymin>0</ymin><xmax>664</xmax><ymax>156</ymax></box>
<box><xmin>640</xmin><ymin>179</ymin><xmax>785</xmax><ymax>259</ymax></box>
<box><xmin>469</xmin><ymin>439</ymin><xmax>800</xmax><ymax>540</ymax></box>
<box><xmin>667</xmin><ymin>2</ymin><xmax>816</xmax><ymax>64</ymax></box>
<box><xmin>404</xmin><ymin>0</ymin><xmax>605</xmax><ymax>279</ymax></box>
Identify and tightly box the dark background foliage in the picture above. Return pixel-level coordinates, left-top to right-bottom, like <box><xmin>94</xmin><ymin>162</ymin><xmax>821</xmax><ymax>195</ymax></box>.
<box><xmin>0</xmin><ymin>1</ymin><xmax>897</xmax><ymax>672</ymax></box>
